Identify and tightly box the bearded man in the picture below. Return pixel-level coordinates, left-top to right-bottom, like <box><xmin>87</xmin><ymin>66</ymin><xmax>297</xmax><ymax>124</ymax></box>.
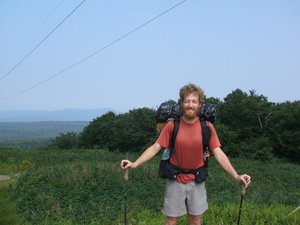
<box><xmin>120</xmin><ymin>83</ymin><xmax>251</xmax><ymax>225</ymax></box>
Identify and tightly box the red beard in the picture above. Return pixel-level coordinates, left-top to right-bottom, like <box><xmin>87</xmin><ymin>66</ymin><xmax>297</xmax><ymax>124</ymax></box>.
<box><xmin>182</xmin><ymin>106</ymin><xmax>200</xmax><ymax>120</ymax></box>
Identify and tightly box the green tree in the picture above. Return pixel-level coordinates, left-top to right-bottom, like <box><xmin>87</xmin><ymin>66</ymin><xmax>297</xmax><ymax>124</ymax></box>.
<box><xmin>74</xmin><ymin>90</ymin><xmax>299</xmax><ymax>163</ymax></box>
<box><xmin>217</xmin><ymin>89</ymin><xmax>274</xmax><ymax>159</ymax></box>
<box><xmin>218</xmin><ymin>89</ymin><xmax>272</xmax><ymax>138</ymax></box>
<box><xmin>79</xmin><ymin>111</ymin><xmax>117</xmax><ymax>149</ymax></box>
<box><xmin>52</xmin><ymin>132</ymin><xmax>79</xmax><ymax>149</ymax></box>
<box><xmin>218</xmin><ymin>89</ymin><xmax>251</xmax><ymax>137</ymax></box>
<box><xmin>214</xmin><ymin>123</ymin><xmax>239</xmax><ymax>157</ymax></box>
<box><xmin>267</xmin><ymin>101</ymin><xmax>300</xmax><ymax>161</ymax></box>
<box><xmin>247</xmin><ymin>90</ymin><xmax>273</xmax><ymax>131</ymax></box>
<box><xmin>78</xmin><ymin>108</ymin><xmax>157</xmax><ymax>152</ymax></box>
<box><xmin>204</xmin><ymin>96</ymin><xmax>222</xmax><ymax>105</ymax></box>
<box><xmin>116</xmin><ymin>107</ymin><xmax>157</xmax><ymax>152</ymax></box>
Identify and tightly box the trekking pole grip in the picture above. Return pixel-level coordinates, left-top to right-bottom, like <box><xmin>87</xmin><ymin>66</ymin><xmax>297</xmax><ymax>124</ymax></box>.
<box><xmin>123</xmin><ymin>162</ymin><xmax>129</xmax><ymax>181</ymax></box>
<box><xmin>241</xmin><ymin>177</ymin><xmax>248</xmax><ymax>195</ymax></box>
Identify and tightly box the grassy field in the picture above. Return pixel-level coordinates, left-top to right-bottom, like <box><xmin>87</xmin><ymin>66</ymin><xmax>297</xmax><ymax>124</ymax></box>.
<box><xmin>0</xmin><ymin>147</ymin><xmax>299</xmax><ymax>224</ymax></box>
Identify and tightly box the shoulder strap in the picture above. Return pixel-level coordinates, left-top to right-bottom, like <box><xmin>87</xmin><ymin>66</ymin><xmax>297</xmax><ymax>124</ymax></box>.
<box><xmin>170</xmin><ymin>117</ymin><xmax>180</xmax><ymax>151</ymax></box>
<box><xmin>200</xmin><ymin>118</ymin><xmax>212</xmax><ymax>166</ymax></box>
<box><xmin>200</xmin><ymin>118</ymin><xmax>211</xmax><ymax>149</ymax></box>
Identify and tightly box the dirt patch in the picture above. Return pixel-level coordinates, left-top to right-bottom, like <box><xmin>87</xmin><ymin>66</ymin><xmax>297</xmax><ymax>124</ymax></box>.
<box><xmin>0</xmin><ymin>175</ymin><xmax>11</xmax><ymax>181</ymax></box>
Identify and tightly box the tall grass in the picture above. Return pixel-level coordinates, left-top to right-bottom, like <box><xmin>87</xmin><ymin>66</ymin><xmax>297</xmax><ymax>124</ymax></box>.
<box><xmin>113</xmin><ymin>204</ymin><xmax>298</xmax><ymax>225</ymax></box>
<box><xmin>0</xmin><ymin>178</ymin><xmax>29</xmax><ymax>225</ymax></box>
<box><xmin>0</xmin><ymin>147</ymin><xmax>299</xmax><ymax>224</ymax></box>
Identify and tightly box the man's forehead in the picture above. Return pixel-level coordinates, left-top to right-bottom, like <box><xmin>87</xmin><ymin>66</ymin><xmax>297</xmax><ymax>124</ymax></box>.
<box><xmin>184</xmin><ymin>92</ymin><xmax>198</xmax><ymax>99</ymax></box>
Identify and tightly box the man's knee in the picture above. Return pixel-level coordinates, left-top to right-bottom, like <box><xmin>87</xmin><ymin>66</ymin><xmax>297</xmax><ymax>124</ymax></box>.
<box><xmin>188</xmin><ymin>214</ymin><xmax>201</xmax><ymax>225</ymax></box>
<box><xmin>164</xmin><ymin>216</ymin><xmax>179</xmax><ymax>225</ymax></box>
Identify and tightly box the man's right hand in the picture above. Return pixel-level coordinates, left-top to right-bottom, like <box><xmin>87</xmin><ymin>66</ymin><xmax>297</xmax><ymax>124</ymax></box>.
<box><xmin>120</xmin><ymin>160</ymin><xmax>135</xmax><ymax>170</ymax></box>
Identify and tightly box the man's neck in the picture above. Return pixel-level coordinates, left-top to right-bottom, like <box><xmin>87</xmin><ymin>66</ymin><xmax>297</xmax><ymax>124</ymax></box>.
<box><xmin>182</xmin><ymin>116</ymin><xmax>198</xmax><ymax>124</ymax></box>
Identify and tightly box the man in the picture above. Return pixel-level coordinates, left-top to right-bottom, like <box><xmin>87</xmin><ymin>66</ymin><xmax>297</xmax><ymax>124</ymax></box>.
<box><xmin>120</xmin><ymin>83</ymin><xmax>251</xmax><ymax>225</ymax></box>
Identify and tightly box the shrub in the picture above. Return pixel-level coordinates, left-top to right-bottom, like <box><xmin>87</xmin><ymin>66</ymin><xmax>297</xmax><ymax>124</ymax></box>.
<box><xmin>5</xmin><ymin>149</ymin><xmax>300</xmax><ymax>224</ymax></box>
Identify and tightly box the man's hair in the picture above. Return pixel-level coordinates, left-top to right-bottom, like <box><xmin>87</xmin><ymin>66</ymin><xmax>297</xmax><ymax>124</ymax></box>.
<box><xmin>179</xmin><ymin>83</ymin><xmax>205</xmax><ymax>104</ymax></box>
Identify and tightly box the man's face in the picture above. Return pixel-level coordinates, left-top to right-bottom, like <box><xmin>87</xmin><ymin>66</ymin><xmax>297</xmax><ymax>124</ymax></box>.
<box><xmin>181</xmin><ymin>93</ymin><xmax>202</xmax><ymax>120</ymax></box>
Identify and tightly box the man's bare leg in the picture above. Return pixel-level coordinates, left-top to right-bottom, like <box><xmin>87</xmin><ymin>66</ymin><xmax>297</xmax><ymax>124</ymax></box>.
<box><xmin>164</xmin><ymin>216</ymin><xmax>179</xmax><ymax>225</ymax></box>
<box><xmin>188</xmin><ymin>214</ymin><xmax>201</xmax><ymax>225</ymax></box>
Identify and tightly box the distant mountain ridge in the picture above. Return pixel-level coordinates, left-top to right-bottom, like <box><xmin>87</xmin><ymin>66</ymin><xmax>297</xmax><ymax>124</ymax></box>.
<box><xmin>0</xmin><ymin>108</ymin><xmax>120</xmax><ymax>122</ymax></box>
<box><xmin>0</xmin><ymin>121</ymin><xmax>90</xmax><ymax>142</ymax></box>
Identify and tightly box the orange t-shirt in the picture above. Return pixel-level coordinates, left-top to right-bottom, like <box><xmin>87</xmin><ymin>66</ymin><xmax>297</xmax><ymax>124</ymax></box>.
<box><xmin>156</xmin><ymin>117</ymin><xmax>221</xmax><ymax>184</ymax></box>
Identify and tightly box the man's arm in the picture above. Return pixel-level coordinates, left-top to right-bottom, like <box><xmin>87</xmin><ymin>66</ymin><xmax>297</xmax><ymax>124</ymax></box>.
<box><xmin>120</xmin><ymin>142</ymin><xmax>162</xmax><ymax>170</ymax></box>
<box><xmin>211</xmin><ymin>147</ymin><xmax>251</xmax><ymax>188</ymax></box>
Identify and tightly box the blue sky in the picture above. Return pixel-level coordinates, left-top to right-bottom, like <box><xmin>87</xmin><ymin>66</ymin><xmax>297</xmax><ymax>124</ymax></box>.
<box><xmin>0</xmin><ymin>0</ymin><xmax>299</xmax><ymax>113</ymax></box>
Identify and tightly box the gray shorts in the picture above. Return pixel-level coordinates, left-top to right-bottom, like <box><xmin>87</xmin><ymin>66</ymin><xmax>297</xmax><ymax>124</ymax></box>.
<box><xmin>162</xmin><ymin>180</ymin><xmax>208</xmax><ymax>217</ymax></box>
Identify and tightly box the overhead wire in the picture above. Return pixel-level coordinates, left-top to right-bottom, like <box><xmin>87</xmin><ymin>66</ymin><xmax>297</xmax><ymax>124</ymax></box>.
<box><xmin>0</xmin><ymin>0</ymin><xmax>187</xmax><ymax>101</ymax></box>
<box><xmin>0</xmin><ymin>0</ymin><xmax>86</xmax><ymax>82</ymax></box>
<box><xmin>0</xmin><ymin>0</ymin><xmax>66</xmax><ymax>68</ymax></box>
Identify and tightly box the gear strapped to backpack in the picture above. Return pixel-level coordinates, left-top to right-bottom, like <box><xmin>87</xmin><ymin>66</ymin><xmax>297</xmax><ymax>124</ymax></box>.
<box><xmin>155</xmin><ymin>101</ymin><xmax>217</xmax><ymax>183</ymax></box>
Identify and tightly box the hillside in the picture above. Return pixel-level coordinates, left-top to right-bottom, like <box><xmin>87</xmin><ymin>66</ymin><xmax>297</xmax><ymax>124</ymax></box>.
<box><xmin>0</xmin><ymin>148</ymin><xmax>299</xmax><ymax>224</ymax></box>
<box><xmin>0</xmin><ymin>108</ymin><xmax>119</xmax><ymax>150</ymax></box>
<box><xmin>0</xmin><ymin>121</ymin><xmax>91</xmax><ymax>149</ymax></box>
<box><xmin>0</xmin><ymin>121</ymin><xmax>89</xmax><ymax>142</ymax></box>
<box><xmin>0</xmin><ymin>108</ymin><xmax>120</xmax><ymax>122</ymax></box>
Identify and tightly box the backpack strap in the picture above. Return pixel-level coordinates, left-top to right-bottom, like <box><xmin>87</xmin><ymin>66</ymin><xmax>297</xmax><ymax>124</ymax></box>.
<box><xmin>200</xmin><ymin>118</ymin><xmax>211</xmax><ymax>166</ymax></box>
<box><xmin>170</xmin><ymin>117</ymin><xmax>180</xmax><ymax>150</ymax></box>
<box><xmin>200</xmin><ymin>118</ymin><xmax>211</xmax><ymax>149</ymax></box>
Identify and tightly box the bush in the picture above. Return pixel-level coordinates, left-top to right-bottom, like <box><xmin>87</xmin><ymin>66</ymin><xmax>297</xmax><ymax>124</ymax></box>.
<box><xmin>52</xmin><ymin>132</ymin><xmax>79</xmax><ymax>149</ymax></box>
<box><xmin>4</xmin><ymin>148</ymin><xmax>300</xmax><ymax>224</ymax></box>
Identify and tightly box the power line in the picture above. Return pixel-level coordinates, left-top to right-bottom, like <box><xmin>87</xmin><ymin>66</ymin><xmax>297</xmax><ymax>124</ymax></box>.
<box><xmin>0</xmin><ymin>0</ymin><xmax>66</xmax><ymax>68</ymax></box>
<box><xmin>0</xmin><ymin>0</ymin><xmax>86</xmax><ymax>82</ymax></box>
<box><xmin>0</xmin><ymin>0</ymin><xmax>187</xmax><ymax>101</ymax></box>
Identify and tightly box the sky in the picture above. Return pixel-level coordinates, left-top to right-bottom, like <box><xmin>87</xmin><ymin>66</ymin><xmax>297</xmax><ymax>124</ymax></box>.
<box><xmin>0</xmin><ymin>0</ymin><xmax>299</xmax><ymax>113</ymax></box>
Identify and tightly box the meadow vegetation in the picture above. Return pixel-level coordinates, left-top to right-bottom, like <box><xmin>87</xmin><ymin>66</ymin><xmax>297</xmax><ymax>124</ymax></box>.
<box><xmin>0</xmin><ymin>147</ymin><xmax>299</xmax><ymax>225</ymax></box>
<box><xmin>1</xmin><ymin>89</ymin><xmax>299</xmax><ymax>224</ymax></box>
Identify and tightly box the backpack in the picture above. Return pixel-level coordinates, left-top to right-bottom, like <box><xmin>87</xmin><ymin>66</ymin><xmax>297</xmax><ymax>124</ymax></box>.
<box><xmin>155</xmin><ymin>101</ymin><xmax>217</xmax><ymax>182</ymax></box>
<box><xmin>154</xmin><ymin>101</ymin><xmax>217</xmax><ymax>124</ymax></box>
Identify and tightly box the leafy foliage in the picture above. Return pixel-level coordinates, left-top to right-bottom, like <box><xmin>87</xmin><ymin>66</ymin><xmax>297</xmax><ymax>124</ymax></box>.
<box><xmin>52</xmin><ymin>132</ymin><xmax>79</xmax><ymax>149</ymax></box>
<box><xmin>267</xmin><ymin>101</ymin><xmax>300</xmax><ymax>162</ymax></box>
<box><xmin>1</xmin><ymin>147</ymin><xmax>299</xmax><ymax>224</ymax></box>
<box><xmin>1</xmin><ymin>88</ymin><xmax>299</xmax><ymax>225</ymax></box>
<box><xmin>72</xmin><ymin>89</ymin><xmax>299</xmax><ymax>162</ymax></box>
<box><xmin>218</xmin><ymin>89</ymin><xmax>272</xmax><ymax>139</ymax></box>
<box><xmin>215</xmin><ymin>89</ymin><xmax>298</xmax><ymax>162</ymax></box>
<box><xmin>1</xmin><ymin>88</ymin><xmax>299</xmax><ymax>163</ymax></box>
<box><xmin>79</xmin><ymin>108</ymin><xmax>157</xmax><ymax>152</ymax></box>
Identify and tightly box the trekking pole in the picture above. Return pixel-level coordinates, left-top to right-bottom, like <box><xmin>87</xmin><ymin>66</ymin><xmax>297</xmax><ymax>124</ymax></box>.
<box><xmin>237</xmin><ymin>178</ymin><xmax>248</xmax><ymax>225</ymax></box>
<box><xmin>123</xmin><ymin>162</ymin><xmax>129</xmax><ymax>225</ymax></box>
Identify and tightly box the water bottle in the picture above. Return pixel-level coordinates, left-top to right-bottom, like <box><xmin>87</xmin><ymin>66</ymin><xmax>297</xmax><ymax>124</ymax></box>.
<box><xmin>161</xmin><ymin>148</ymin><xmax>171</xmax><ymax>160</ymax></box>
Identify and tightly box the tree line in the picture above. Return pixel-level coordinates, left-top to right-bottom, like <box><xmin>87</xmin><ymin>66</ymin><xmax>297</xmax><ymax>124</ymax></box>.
<box><xmin>51</xmin><ymin>89</ymin><xmax>300</xmax><ymax>163</ymax></box>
